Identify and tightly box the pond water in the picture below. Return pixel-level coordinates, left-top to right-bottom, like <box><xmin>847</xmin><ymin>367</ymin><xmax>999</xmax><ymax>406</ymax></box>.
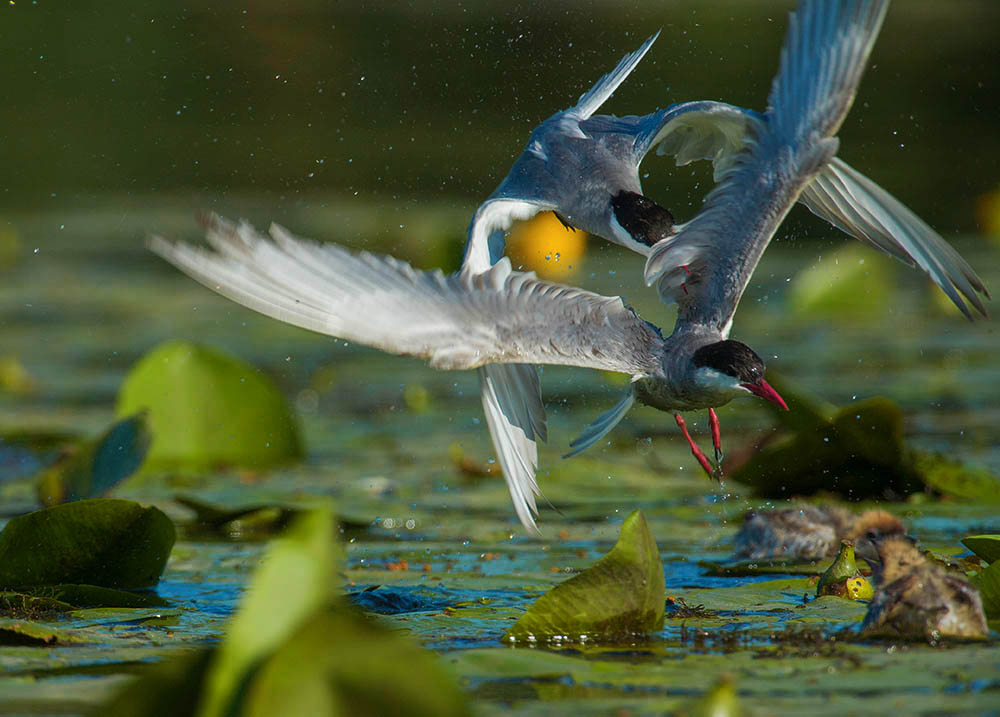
<box><xmin>2</xmin><ymin>1</ymin><xmax>999</xmax><ymax>713</ymax></box>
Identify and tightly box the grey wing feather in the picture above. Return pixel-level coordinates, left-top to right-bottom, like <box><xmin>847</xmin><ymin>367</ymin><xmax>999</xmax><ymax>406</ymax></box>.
<box><xmin>800</xmin><ymin>158</ymin><xmax>989</xmax><ymax>318</ymax></box>
<box><xmin>564</xmin><ymin>387</ymin><xmax>636</xmax><ymax>458</ymax></box>
<box><xmin>150</xmin><ymin>215</ymin><xmax>664</xmax><ymax>377</ymax></box>
<box><xmin>569</xmin><ymin>32</ymin><xmax>659</xmax><ymax>120</ymax></box>
<box><xmin>478</xmin><ymin>364</ymin><xmax>546</xmax><ymax>533</ymax></box>
<box><xmin>644</xmin><ymin>0</ymin><xmax>890</xmax><ymax>331</ymax></box>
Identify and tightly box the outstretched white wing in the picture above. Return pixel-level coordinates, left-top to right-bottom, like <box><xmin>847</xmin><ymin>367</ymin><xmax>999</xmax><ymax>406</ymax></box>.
<box><xmin>152</xmin><ymin>215</ymin><xmax>665</xmax><ymax>377</ymax></box>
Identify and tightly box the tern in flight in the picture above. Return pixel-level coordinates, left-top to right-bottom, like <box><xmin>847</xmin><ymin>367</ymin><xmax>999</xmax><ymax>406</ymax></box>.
<box><xmin>459</xmin><ymin>0</ymin><xmax>987</xmax><ymax>528</ymax></box>
<box><xmin>152</xmin><ymin>0</ymin><xmax>987</xmax><ymax>532</ymax></box>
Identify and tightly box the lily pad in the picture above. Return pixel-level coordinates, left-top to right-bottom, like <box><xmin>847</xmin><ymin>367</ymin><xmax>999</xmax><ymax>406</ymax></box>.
<box><xmin>36</xmin><ymin>412</ymin><xmax>152</xmax><ymax>506</ymax></box>
<box><xmin>115</xmin><ymin>340</ymin><xmax>303</xmax><ymax>470</ymax></box>
<box><xmin>175</xmin><ymin>495</ymin><xmax>299</xmax><ymax>540</ymax></box>
<box><xmin>973</xmin><ymin>561</ymin><xmax>1000</xmax><ymax>619</ymax></box>
<box><xmin>503</xmin><ymin>510</ymin><xmax>664</xmax><ymax>643</ymax></box>
<box><xmin>0</xmin><ymin>499</ymin><xmax>175</xmax><ymax>589</ymax></box>
<box><xmin>961</xmin><ymin>535</ymin><xmax>1000</xmax><ymax>564</ymax></box>
<box><xmin>0</xmin><ymin>618</ymin><xmax>80</xmax><ymax>646</ymax></box>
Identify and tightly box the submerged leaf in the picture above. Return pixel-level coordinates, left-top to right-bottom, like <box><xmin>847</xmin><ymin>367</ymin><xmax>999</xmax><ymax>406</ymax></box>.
<box><xmin>115</xmin><ymin>340</ymin><xmax>303</xmax><ymax>470</ymax></box>
<box><xmin>175</xmin><ymin>494</ymin><xmax>299</xmax><ymax>540</ymax></box>
<box><xmin>961</xmin><ymin>535</ymin><xmax>1000</xmax><ymax>564</ymax></box>
<box><xmin>0</xmin><ymin>499</ymin><xmax>175</xmax><ymax>589</ymax></box>
<box><xmin>36</xmin><ymin>412</ymin><xmax>152</xmax><ymax>506</ymax></box>
<box><xmin>503</xmin><ymin>510</ymin><xmax>664</xmax><ymax>643</ymax></box>
<box><xmin>197</xmin><ymin>507</ymin><xmax>340</xmax><ymax>717</ymax></box>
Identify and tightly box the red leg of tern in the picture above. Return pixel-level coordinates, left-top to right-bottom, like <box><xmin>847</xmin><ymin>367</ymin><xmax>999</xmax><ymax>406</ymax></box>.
<box><xmin>674</xmin><ymin>413</ymin><xmax>715</xmax><ymax>479</ymax></box>
<box><xmin>708</xmin><ymin>408</ymin><xmax>723</xmax><ymax>475</ymax></box>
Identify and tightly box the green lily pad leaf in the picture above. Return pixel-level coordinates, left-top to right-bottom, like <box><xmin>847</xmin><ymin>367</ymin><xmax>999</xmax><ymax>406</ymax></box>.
<box><xmin>503</xmin><ymin>509</ymin><xmax>664</xmax><ymax>643</ymax></box>
<box><xmin>0</xmin><ymin>618</ymin><xmax>80</xmax><ymax>646</ymax></box>
<box><xmin>115</xmin><ymin>340</ymin><xmax>303</xmax><ymax>470</ymax></box>
<box><xmin>36</xmin><ymin>412</ymin><xmax>152</xmax><ymax>506</ymax></box>
<box><xmin>198</xmin><ymin>507</ymin><xmax>340</xmax><ymax>717</ymax></box>
<box><xmin>1</xmin><ymin>591</ymin><xmax>76</xmax><ymax>616</ymax></box>
<box><xmin>817</xmin><ymin>541</ymin><xmax>861</xmax><ymax>597</ymax></box>
<box><xmin>0</xmin><ymin>499</ymin><xmax>175</xmax><ymax>589</ymax></box>
<box><xmin>243</xmin><ymin>608</ymin><xmax>470</xmax><ymax>717</ymax></box>
<box><xmin>44</xmin><ymin>584</ymin><xmax>169</xmax><ymax>608</ymax></box>
<box><xmin>973</xmin><ymin>561</ymin><xmax>1000</xmax><ymax>619</ymax></box>
<box><xmin>788</xmin><ymin>243</ymin><xmax>893</xmax><ymax>323</ymax></box>
<box><xmin>913</xmin><ymin>453</ymin><xmax>1000</xmax><ymax>502</ymax></box>
<box><xmin>961</xmin><ymin>535</ymin><xmax>1000</xmax><ymax>564</ymax></box>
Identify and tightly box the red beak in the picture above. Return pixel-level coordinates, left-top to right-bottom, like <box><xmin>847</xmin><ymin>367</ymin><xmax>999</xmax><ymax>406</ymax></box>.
<box><xmin>741</xmin><ymin>379</ymin><xmax>788</xmax><ymax>410</ymax></box>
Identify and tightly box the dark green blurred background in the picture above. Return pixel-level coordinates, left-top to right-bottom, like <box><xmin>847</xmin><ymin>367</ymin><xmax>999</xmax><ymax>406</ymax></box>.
<box><xmin>2</xmin><ymin>0</ymin><xmax>998</xmax><ymax>235</ymax></box>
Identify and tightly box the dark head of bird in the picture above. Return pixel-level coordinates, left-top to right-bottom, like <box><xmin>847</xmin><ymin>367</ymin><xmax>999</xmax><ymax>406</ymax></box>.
<box><xmin>610</xmin><ymin>190</ymin><xmax>675</xmax><ymax>248</ymax></box>
<box><xmin>691</xmin><ymin>340</ymin><xmax>788</xmax><ymax>410</ymax></box>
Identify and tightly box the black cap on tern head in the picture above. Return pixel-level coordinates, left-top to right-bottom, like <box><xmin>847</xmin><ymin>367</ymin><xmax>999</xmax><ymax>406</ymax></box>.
<box><xmin>610</xmin><ymin>190</ymin><xmax>675</xmax><ymax>247</ymax></box>
<box><xmin>693</xmin><ymin>340</ymin><xmax>789</xmax><ymax>410</ymax></box>
<box><xmin>692</xmin><ymin>340</ymin><xmax>765</xmax><ymax>383</ymax></box>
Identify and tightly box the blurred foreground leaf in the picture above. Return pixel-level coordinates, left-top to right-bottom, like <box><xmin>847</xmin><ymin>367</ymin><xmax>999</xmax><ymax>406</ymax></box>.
<box><xmin>36</xmin><ymin>412</ymin><xmax>151</xmax><ymax>506</ymax></box>
<box><xmin>689</xmin><ymin>674</ymin><xmax>742</xmax><ymax>717</ymax></box>
<box><xmin>243</xmin><ymin>609</ymin><xmax>469</xmax><ymax>717</ymax></box>
<box><xmin>198</xmin><ymin>507</ymin><xmax>339</xmax><ymax>717</ymax></box>
<box><xmin>100</xmin><ymin>506</ymin><xmax>469</xmax><ymax>717</ymax></box>
<box><xmin>504</xmin><ymin>509</ymin><xmax>664</xmax><ymax>643</ymax></box>
<box><xmin>0</xmin><ymin>499</ymin><xmax>174</xmax><ymax>589</ymax></box>
<box><xmin>961</xmin><ymin>535</ymin><xmax>1000</xmax><ymax>564</ymax></box>
<box><xmin>116</xmin><ymin>340</ymin><xmax>302</xmax><ymax>470</ymax></box>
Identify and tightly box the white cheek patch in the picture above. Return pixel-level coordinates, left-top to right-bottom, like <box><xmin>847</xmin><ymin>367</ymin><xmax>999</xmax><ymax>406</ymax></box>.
<box><xmin>694</xmin><ymin>367</ymin><xmax>744</xmax><ymax>394</ymax></box>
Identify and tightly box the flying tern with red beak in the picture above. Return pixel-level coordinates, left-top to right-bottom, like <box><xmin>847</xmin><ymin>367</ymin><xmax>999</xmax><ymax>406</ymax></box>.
<box><xmin>150</xmin><ymin>0</ymin><xmax>987</xmax><ymax>532</ymax></box>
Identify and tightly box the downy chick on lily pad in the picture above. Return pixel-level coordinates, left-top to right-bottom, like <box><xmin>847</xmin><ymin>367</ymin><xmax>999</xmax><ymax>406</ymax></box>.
<box><xmin>733</xmin><ymin>504</ymin><xmax>904</xmax><ymax>562</ymax></box>
<box><xmin>858</xmin><ymin>533</ymin><xmax>988</xmax><ymax>641</ymax></box>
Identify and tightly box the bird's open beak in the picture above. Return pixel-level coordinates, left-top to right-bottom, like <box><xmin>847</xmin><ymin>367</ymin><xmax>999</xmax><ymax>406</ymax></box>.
<box><xmin>741</xmin><ymin>379</ymin><xmax>788</xmax><ymax>410</ymax></box>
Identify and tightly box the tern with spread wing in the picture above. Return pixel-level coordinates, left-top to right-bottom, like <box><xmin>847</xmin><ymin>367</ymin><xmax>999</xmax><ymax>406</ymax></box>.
<box><xmin>461</xmin><ymin>0</ymin><xmax>988</xmax><ymax>526</ymax></box>
<box><xmin>152</xmin><ymin>0</ymin><xmax>987</xmax><ymax>533</ymax></box>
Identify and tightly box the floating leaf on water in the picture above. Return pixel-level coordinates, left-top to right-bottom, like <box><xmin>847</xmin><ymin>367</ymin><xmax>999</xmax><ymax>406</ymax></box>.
<box><xmin>972</xmin><ymin>561</ymin><xmax>1000</xmax><ymax>620</ymax></box>
<box><xmin>961</xmin><ymin>535</ymin><xmax>1000</xmax><ymax>564</ymax></box>
<box><xmin>503</xmin><ymin>509</ymin><xmax>664</xmax><ymax>643</ymax></box>
<box><xmin>0</xmin><ymin>498</ymin><xmax>175</xmax><ymax>590</ymax></box>
<box><xmin>0</xmin><ymin>618</ymin><xmax>80</xmax><ymax>646</ymax></box>
<box><xmin>174</xmin><ymin>494</ymin><xmax>298</xmax><ymax>540</ymax></box>
<box><xmin>115</xmin><ymin>340</ymin><xmax>303</xmax><ymax>471</ymax></box>
<box><xmin>36</xmin><ymin>412</ymin><xmax>152</xmax><ymax>506</ymax></box>
<box><xmin>198</xmin><ymin>507</ymin><xmax>340</xmax><ymax>717</ymax></box>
